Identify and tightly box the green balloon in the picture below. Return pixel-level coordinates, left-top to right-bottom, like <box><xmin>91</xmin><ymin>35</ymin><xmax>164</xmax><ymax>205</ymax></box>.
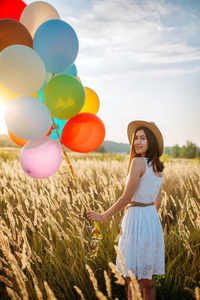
<box><xmin>44</xmin><ymin>74</ymin><xmax>85</xmax><ymax>119</ymax></box>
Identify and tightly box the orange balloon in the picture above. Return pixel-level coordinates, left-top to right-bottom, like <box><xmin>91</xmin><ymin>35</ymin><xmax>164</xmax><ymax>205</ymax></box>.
<box><xmin>8</xmin><ymin>125</ymin><xmax>53</xmax><ymax>147</ymax></box>
<box><xmin>46</xmin><ymin>125</ymin><xmax>54</xmax><ymax>137</ymax></box>
<box><xmin>79</xmin><ymin>87</ymin><xmax>100</xmax><ymax>115</ymax></box>
<box><xmin>8</xmin><ymin>130</ymin><xmax>28</xmax><ymax>147</ymax></box>
<box><xmin>61</xmin><ymin>113</ymin><xmax>106</xmax><ymax>153</ymax></box>
<box><xmin>0</xmin><ymin>19</ymin><xmax>33</xmax><ymax>52</ymax></box>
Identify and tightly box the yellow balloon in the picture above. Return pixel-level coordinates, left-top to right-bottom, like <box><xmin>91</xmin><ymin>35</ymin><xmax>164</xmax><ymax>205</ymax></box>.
<box><xmin>31</xmin><ymin>92</ymin><xmax>39</xmax><ymax>98</ymax></box>
<box><xmin>0</xmin><ymin>82</ymin><xmax>40</xmax><ymax>105</ymax></box>
<box><xmin>0</xmin><ymin>82</ymin><xmax>19</xmax><ymax>104</ymax></box>
<box><xmin>79</xmin><ymin>87</ymin><xmax>100</xmax><ymax>115</ymax></box>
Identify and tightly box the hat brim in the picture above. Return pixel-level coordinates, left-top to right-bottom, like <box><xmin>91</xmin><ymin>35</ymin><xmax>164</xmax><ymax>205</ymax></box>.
<box><xmin>127</xmin><ymin>120</ymin><xmax>164</xmax><ymax>156</ymax></box>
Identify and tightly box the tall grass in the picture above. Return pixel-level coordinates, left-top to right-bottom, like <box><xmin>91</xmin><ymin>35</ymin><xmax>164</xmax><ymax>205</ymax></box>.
<box><xmin>0</xmin><ymin>154</ymin><xmax>199</xmax><ymax>299</ymax></box>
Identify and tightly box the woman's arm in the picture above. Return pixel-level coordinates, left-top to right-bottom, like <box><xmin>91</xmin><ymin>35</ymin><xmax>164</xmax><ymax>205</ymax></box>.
<box><xmin>154</xmin><ymin>187</ymin><xmax>162</xmax><ymax>211</ymax></box>
<box><xmin>86</xmin><ymin>158</ymin><xmax>144</xmax><ymax>222</ymax></box>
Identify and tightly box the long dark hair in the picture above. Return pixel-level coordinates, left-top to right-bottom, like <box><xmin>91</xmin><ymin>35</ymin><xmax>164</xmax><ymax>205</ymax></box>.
<box><xmin>128</xmin><ymin>126</ymin><xmax>164</xmax><ymax>173</ymax></box>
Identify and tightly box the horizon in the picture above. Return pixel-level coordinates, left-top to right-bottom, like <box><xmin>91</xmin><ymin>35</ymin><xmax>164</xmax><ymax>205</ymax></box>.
<box><xmin>0</xmin><ymin>132</ymin><xmax>198</xmax><ymax>148</ymax></box>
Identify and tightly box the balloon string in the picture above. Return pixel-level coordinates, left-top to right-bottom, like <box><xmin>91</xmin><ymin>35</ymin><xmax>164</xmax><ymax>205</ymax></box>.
<box><xmin>51</xmin><ymin>116</ymin><xmax>81</xmax><ymax>195</ymax></box>
<box><xmin>51</xmin><ymin>116</ymin><xmax>102</xmax><ymax>260</ymax></box>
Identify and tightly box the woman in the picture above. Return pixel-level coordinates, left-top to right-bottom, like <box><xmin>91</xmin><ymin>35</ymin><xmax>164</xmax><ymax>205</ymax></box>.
<box><xmin>87</xmin><ymin>120</ymin><xmax>165</xmax><ymax>300</ymax></box>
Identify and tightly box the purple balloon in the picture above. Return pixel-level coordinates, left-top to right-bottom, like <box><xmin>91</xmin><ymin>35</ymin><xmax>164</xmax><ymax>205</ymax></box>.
<box><xmin>20</xmin><ymin>136</ymin><xmax>63</xmax><ymax>179</ymax></box>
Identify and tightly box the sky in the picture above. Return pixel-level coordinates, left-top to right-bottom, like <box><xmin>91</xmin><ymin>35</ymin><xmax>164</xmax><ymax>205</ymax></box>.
<box><xmin>1</xmin><ymin>0</ymin><xmax>200</xmax><ymax>147</ymax></box>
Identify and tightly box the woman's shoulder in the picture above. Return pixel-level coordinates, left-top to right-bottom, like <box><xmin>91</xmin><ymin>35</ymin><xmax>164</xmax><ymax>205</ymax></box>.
<box><xmin>132</xmin><ymin>157</ymin><xmax>146</xmax><ymax>164</ymax></box>
<box><xmin>130</xmin><ymin>157</ymin><xmax>146</xmax><ymax>171</ymax></box>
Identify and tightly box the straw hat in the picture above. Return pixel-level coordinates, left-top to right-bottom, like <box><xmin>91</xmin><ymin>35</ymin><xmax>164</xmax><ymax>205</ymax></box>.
<box><xmin>127</xmin><ymin>120</ymin><xmax>164</xmax><ymax>156</ymax></box>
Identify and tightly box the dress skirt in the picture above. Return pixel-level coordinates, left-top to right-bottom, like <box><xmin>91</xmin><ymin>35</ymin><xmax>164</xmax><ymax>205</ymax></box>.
<box><xmin>116</xmin><ymin>206</ymin><xmax>165</xmax><ymax>280</ymax></box>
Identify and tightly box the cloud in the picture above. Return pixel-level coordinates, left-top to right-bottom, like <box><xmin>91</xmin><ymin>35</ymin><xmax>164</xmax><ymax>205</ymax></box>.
<box><xmin>65</xmin><ymin>0</ymin><xmax>200</xmax><ymax>77</ymax></box>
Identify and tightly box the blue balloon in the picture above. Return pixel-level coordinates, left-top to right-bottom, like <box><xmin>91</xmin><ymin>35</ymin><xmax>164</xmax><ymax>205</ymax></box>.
<box><xmin>50</xmin><ymin>117</ymin><xmax>67</xmax><ymax>140</ymax></box>
<box><xmin>38</xmin><ymin>88</ymin><xmax>44</xmax><ymax>102</ymax></box>
<box><xmin>60</xmin><ymin>63</ymin><xmax>77</xmax><ymax>77</ymax></box>
<box><xmin>33</xmin><ymin>19</ymin><xmax>79</xmax><ymax>74</ymax></box>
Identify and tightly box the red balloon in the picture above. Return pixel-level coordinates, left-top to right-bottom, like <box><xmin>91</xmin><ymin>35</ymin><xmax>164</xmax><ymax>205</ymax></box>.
<box><xmin>61</xmin><ymin>113</ymin><xmax>106</xmax><ymax>153</ymax></box>
<box><xmin>0</xmin><ymin>0</ymin><xmax>26</xmax><ymax>21</ymax></box>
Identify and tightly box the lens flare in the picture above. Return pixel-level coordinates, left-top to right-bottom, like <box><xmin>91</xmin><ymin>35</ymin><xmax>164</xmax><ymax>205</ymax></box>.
<box><xmin>0</xmin><ymin>100</ymin><xmax>7</xmax><ymax>134</ymax></box>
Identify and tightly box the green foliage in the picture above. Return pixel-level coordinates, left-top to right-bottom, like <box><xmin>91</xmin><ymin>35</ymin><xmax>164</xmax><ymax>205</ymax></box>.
<box><xmin>98</xmin><ymin>153</ymin><xmax>127</xmax><ymax>161</ymax></box>
<box><xmin>160</xmin><ymin>153</ymin><xmax>171</xmax><ymax>163</ymax></box>
<box><xmin>172</xmin><ymin>144</ymin><xmax>180</xmax><ymax>158</ymax></box>
<box><xmin>164</xmin><ymin>146</ymin><xmax>172</xmax><ymax>156</ymax></box>
<box><xmin>94</xmin><ymin>145</ymin><xmax>106</xmax><ymax>153</ymax></box>
<box><xmin>171</xmin><ymin>141</ymin><xmax>200</xmax><ymax>159</ymax></box>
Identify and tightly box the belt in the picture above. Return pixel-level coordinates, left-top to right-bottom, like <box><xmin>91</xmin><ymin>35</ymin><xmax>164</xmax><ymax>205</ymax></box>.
<box><xmin>127</xmin><ymin>201</ymin><xmax>155</xmax><ymax>208</ymax></box>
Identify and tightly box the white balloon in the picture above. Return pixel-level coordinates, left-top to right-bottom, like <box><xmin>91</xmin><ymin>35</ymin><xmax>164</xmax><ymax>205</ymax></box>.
<box><xmin>20</xmin><ymin>1</ymin><xmax>60</xmax><ymax>38</ymax></box>
<box><xmin>5</xmin><ymin>96</ymin><xmax>52</xmax><ymax>140</ymax></box>
<box><xmin>0</xmin><ymin>45</ymin><xmax>46</xmax><ymax>95</ymax></box>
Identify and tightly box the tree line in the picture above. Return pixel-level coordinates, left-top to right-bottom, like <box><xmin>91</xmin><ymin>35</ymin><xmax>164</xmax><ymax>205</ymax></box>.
<box><xmin>164</xmin><ymin>141</ymin><xmax>200</xmax><ymax>159</ymax></box>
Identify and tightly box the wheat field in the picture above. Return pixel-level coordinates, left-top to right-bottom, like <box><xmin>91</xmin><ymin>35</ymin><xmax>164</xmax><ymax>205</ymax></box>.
<box><xmin>0</xmin><ymin>151</ymin><xmax>199</xmax><ymax>299</ymax></box>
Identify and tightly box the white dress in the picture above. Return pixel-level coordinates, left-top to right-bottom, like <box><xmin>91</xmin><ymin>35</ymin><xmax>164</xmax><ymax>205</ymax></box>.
<box><xmin>116</xmin><ymin>157</ymin><xmax>165</xmax><ymax>280</ymax></box>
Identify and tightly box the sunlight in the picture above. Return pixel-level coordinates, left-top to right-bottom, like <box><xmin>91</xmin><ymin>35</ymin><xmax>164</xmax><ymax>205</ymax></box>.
<box><xmin>0</xmin><ymin>100</ymin><xmax>8</xmax><ymax>134</ymax></box>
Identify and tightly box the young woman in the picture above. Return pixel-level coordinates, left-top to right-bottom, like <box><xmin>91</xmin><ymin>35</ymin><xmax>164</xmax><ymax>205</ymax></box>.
<box><xmin>86</xmin><ymin>120</ymin><xmax>165</xmax><ymax>300</ymax></box>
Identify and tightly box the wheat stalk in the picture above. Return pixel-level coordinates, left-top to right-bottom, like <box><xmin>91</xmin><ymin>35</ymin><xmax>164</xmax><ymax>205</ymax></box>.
<box><xmin>114</xmin><ymin>245</ymin><xmax>126</xmax><ymax>276</ymax></box>
<box><xmin>128</xmin><ymin>270</ymin><xmax>143</xmax><ymax>300</ymax></box>
<box><xmin>74</xmin><ymin>285</ymin><xmax>86</xmax><ymax>300</ymax></box>
<box><xmin>6</xmin><ymin>287</ymin><xmax>21</xmax><ymax>300</ymax></box>
<box><xmin>85</xmin><ymin>264</ymin><xmax>98</xmax><ymax>290</ymax></box>
<box><xmin>195</xmin><ymin>287</ymin><xmax>200</xmax><ymax>300</ymax></box>
<box><xmin>104</xmin><ymin>270</ymin><xmax>112</xmax><ymax>299</ymax></box>
<box><xmin>0</xmin><ymin>275</ymin><xmax>13</xmax><ymax>287</ymax></box>
<box><xmin>44</xmin><ymin>281</ymin><xmax>57</xmax><ymax>300</ymax></box>
<box><xmin>27</xmin><ymin>264</ymin><xmax>43</xmax><ymax>300</ymax></box>
<box><xmin>108</xmin><ymin>262</ymin><xmax>125</xmax><ymax>285</ymax></box>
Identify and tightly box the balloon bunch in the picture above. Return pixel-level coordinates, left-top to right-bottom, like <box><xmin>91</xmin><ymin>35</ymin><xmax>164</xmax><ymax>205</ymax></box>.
<box><xmin>0</xmin><ymin>0</ymin><xmax>106</xmax><ymax>179</ymax></box>
<box><xmin>0</xmin><ymin>0</ymin><xmax>105</xmax><ymax>259</ymax></box>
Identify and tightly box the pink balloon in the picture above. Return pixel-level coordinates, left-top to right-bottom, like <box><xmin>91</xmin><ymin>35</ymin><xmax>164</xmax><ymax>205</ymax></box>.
<box><xmin>20</xmin><ymin>136</ymin><xmax>63</xmax><ymax>179</ymax></box>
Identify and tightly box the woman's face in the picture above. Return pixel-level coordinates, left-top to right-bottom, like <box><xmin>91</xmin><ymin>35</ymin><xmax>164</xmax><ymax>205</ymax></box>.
<box><xmin>134</xmin><ymin>129</ymin><xmax>149</xmax><ymax>157</ymax></box>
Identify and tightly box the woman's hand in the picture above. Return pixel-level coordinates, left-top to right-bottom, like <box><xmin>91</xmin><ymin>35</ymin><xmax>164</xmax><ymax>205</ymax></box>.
<box><xmin>86</xmin><ymin>211</ymin><xmax>103</xmax><ymax>222</ymax></box>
